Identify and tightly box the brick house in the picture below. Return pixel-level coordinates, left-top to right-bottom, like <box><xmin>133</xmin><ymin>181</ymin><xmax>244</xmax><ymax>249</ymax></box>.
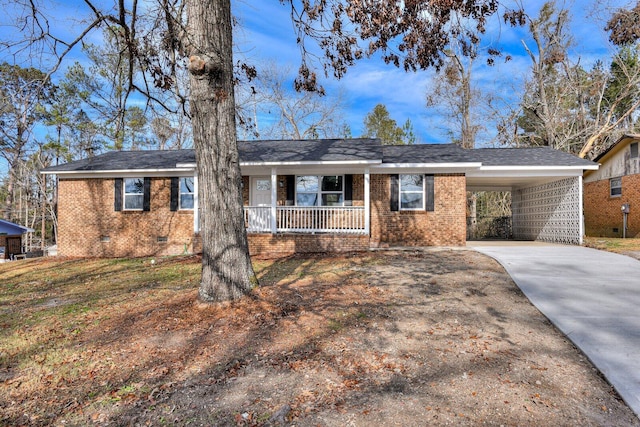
<box><xmin>584</xmin><ymin>134</ymin><xmax>640</xmax><ymax>238</ymax></box>
<box><xmin>41</xmin><ymin>138</ymin><xmax>597</xmax><ymax>257</ymax></box>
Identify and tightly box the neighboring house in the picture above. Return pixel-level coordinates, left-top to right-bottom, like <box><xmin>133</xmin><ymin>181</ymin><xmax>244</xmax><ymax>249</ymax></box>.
<box><xmin>0</xmin><ymin>219</ymin><xmax>34</xmax><ymax>260</ymax></box>
<box><xmin>41</xmin><ymin>138</ymin><xmax>597</xmax><ymax>257</ymax></box>
<box><xmin>584</xmin><ymin>134</ymin><xmax>640</xmax><ymax>237</ymax></box>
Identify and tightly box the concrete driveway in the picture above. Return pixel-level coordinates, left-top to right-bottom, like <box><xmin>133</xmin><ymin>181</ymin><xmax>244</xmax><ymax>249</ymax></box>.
<box><xmin>472</xmin><ymin>243</ymin><xmax>640</xmax><ymax>418</ymax></box>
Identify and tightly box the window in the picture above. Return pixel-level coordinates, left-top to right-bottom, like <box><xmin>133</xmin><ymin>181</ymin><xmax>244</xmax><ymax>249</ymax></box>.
<box><xmin>255</xmin><ymin>179</ymin><xmax>270</xmax><ymax>191</ymax></box>
<box><xmin>610</xmin><ymin>177</ymin><xmax>622</xmax><ymax>197</ymax></box>
<box><xmin>400</xmin><ymin>174</ymin><xmax>425</xmax><ymax>210</ymax></box>
<box><xmin>631</xmin><ymin>142</ymin><xmax>638</xmax><ymax>158</ymax></box>
<box><xmin>180</xmin><ymin>177</ymin><xmax>195</xmax><ymax>209</ymax></box>
<box><xmin>124</xmin><ymin>178</ymin><xmax>144</xmax><ymax>210</ymax></box>
<box><xmin>296</xmin><ymin>175</ymin><xmax>344</xmax><ymax>206</ymax></box>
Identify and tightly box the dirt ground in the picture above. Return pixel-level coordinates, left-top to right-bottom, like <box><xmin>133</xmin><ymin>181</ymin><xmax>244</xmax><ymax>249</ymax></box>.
<box><xmin>2</xmin><ymin>249</ymin><xmax>639</xmax><ymax>426</ymax></box>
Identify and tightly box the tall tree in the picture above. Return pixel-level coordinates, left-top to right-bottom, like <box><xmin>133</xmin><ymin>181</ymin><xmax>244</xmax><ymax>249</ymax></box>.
<box><xmin>0</xmin><ymin>63</ymin><xmax>53</xmax><ymax>221</ymax></box>
<box><xmin>186</xmin><ymin>0</ymin><xmax>257</xmax><ymax>300</ymax></box>
<box><xmin>362</xmin><ymin>104</ymin><xmax>415</xmax><ymax>145</ymax></box>
<box><xmin>426</xmin><ymin>53</ymin><xmax>483</xmax><ymax>149</ymax></box>
<box><xmin>518</xmin><ymin>1</ymin><xmax>573</xmax><ymax>149</ymax></box>
<box><xmin>238</xmin><ymin>62</ymin><xmax>347</xmax><ymax>140</ymax></box>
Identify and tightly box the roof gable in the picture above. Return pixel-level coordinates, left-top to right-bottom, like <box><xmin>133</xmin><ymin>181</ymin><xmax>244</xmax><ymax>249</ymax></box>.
<box><xmin>594</xmin><ymin>134</ymin><xmax>640</xmax><ymax>163</ymax></box>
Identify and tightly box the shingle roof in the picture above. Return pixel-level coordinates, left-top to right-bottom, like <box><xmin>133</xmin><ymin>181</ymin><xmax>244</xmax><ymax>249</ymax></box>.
<box><xmin>238</xmin><ymin>138</ymin><xmax>382</xmax><ymax>162</ymax></box>
<box><xmin>468</xmin><ymin>146</ymin><xmax>596</xmax><ymax>167</ymax></box>
<box><xmin>43</xmin><ymin>138</ymin><xmax>383</xmax><ymax>172</ymax></box>
<box><xmin>382</xmin><ymin>143</ymin><xmax>474</xmax><ymax>163</ymax></box>
<box><xmin>41</xmin><ymin>139</ymin><xmax>596</xmax><ymax>173</ymax></box>
<box><xmin>42</xmin><ymin>149</ymin><xmax>196</xmax><ymax>172</ymax></box>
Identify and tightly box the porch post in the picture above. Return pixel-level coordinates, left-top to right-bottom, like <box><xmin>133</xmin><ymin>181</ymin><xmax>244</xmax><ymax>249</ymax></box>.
<box><xmin>193</xmin><ymin>174</ymin><xmax>200</xmax><ymax>233</ymax></box>
<box><xmin>271</xmin><ymin>168</ymin><xmax>278</xmax><ymax>234</ymax></box>
<box><xmin>364</xmin><ymin>169</ymin><xmax>370</xmax><ymax>234</ymax></box>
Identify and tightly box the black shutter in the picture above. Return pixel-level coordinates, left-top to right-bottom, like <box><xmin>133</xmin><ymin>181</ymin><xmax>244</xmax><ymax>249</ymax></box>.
<box><xmin>286</xmin><ymin>175</ymin><xmax>295</xmax><ymax>205</ymax></box>
<box><xmin>425</xmin><ymin>174</ymin><xmax>434</xmax><ymax>212</ymax></box>
<box><xmin>344</xmin><ymin>174</ymin><xmax>353</xmax><ymax>206</ymax></box>
<box><xmin>114</xmin><ymin>178</ymin><xmax>123</xmax><ymax>211</ymax></box>
<box><xmin>143</xmin><ymin>177</ymin><xmax>151</xmax><ymax>211</ymax></box>
<box><xmin>170</xmin><ymin>177</ymin><xmax>179</xmax><ymax>211</ymax></box>
<box><xmin>390</xmin><ymin>174</ymin><xmax>399</xmax><ymax>211</ymax></box>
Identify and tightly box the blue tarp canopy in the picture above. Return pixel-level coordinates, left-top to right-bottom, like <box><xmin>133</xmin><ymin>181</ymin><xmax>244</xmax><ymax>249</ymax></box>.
<box><xmin>0</xmin><ymin>219</ymin><xmax>34</xmax><ymax>235</ymax></box>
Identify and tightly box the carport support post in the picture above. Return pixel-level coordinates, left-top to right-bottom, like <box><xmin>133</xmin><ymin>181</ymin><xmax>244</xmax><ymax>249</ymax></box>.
<box><xmin>579</xmin><ymin>175</ymin><xmax>584</xmax><ymax>245</ymax></box>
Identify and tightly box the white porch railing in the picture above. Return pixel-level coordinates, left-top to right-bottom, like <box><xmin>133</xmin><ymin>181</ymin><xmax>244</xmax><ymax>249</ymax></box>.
<box><xmin>244</xmin><ymin>206</ymin><xmax>271</xmax><ymax>232</ymax></box>
<box><xmin>244</xmin><ymin>206</ymin><xmax>366</xmax><ymax>234</ymax></box>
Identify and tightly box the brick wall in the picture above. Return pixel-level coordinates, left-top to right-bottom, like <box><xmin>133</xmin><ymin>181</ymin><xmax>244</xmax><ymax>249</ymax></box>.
<box><xmin>57</xmin><ymin>178</ymin><xmax>197</xmax><ymax>257</ymax></box>
<box><xmin>369</xmin><ymin>174</ymin><xmax>467</xmax><ymax>247</ymax></box>
<box><xmin>248</xmin><ymin>233</ymin><xmax>369</xmax><ymax>256</ymax></box>
<box><xmin>584</xmin><ymin>174</ymin><xmax>640</xmax><ymax>237</ymax></box>
<box><xmin>59</xmin><ymin>173</ymin><xmax>467</xmax><ymax>258</ymax></box>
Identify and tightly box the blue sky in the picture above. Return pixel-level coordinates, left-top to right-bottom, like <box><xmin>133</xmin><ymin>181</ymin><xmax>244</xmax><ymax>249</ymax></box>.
<box><xmin>0</xmin><ymin>0</ymin><xmax>632</xmax><ymax>180</ymax></box>
<box><xmin>233</xmin><ymin>0</ymin><xmax>629</xmax><ymax>144</ymax></box>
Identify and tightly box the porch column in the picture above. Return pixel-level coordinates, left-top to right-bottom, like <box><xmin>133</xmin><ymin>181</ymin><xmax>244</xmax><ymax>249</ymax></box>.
<box><xmin>271</xmin><ymin>168</ymin><xmax>278</xmax><ymax>234</ymax></box>
<box><xmin>193</xmin><ymin>174</ymin><xmax>200</xmax><ymax>233</ymax></box>
<box><xmin>364</xmin><ymin>169</ymin><xmax>370</xmax><ymax>234</ymax></box>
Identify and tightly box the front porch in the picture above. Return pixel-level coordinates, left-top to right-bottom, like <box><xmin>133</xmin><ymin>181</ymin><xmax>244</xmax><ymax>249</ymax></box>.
<box><xmin>241</xmin><ymin>168</ymin><xmax>371</xmax><ymax>236</ymax></box>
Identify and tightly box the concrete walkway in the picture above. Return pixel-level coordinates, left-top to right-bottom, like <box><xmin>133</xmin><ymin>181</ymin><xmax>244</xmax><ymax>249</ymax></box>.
<box><xmin>472</xmin><ymin>244</ymin><xmax>640</xmax><ymax>418</ymax></box>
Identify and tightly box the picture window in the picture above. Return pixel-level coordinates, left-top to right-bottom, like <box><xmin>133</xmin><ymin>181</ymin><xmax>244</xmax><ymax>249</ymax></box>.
<box><xmin>296</xmin><ymin>175</ymin><xmax>343</xmax><ymax>206</ymax></box>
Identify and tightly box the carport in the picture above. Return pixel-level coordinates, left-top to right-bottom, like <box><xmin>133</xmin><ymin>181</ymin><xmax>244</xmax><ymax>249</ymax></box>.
<box><xmin>465</xmin><ymin>147</ymin><xmax>599</xmax><ymax>245</ymax></box>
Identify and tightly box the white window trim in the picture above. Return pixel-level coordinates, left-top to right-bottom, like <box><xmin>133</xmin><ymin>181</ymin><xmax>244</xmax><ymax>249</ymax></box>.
<box><xmin>399</xmin><ymin>174</ymin><xmax>425</xmax><ymax>211</ymax></box>
<box><xmin>295</xmin><ymin>175</ymin><xmax>344</xmax><ymax>206</ymax></box>
<box><xmin>179</xmin><ymin>177</ymin><xmax>195</xmax><ymax>210</ymax></box>
<box><xmin>123</xmin><ymin>177</ymin><xmax>144</xmax><ymax>211</ymax></box>
<box><xmin>610</xmin><ymin>177</ymin><xmax>622</xmax><ymax>198</ymax></box>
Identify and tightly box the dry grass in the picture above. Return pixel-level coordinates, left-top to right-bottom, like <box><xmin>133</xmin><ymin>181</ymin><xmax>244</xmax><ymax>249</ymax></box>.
<box><xmin>584</xmin><ymin>237</ymin><xmax>640</xmax><ymax>253</ymax></box>
<box><xmin>1</xmin><ymin>251</ymin><xmax>637</xmax><ymax>426</ymax></box>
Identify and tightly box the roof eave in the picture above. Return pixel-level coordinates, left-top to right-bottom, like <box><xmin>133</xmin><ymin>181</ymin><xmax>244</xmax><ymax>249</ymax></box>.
<box><xmin>41</xmin><ymin>167</ymin><xmax>196</xmax><ymax>177</ymax></box>
<box><xmin>239</xmin><ymin>160</ymin><xmax>383</xmax><ymax>167</ymax></box>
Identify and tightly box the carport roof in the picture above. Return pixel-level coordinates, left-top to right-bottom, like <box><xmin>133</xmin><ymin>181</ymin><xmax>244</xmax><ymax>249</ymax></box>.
<box><xmin>468</xmin><ymin>146</ymin><xmax>596</xmax><ymax>167</ymax></box>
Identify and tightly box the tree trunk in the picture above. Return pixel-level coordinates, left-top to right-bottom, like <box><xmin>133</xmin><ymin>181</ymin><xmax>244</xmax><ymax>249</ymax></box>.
<box><xmin>186</xmin><ymin>0</ymin><xmax>257</xmax><ymax>302</ymax></box>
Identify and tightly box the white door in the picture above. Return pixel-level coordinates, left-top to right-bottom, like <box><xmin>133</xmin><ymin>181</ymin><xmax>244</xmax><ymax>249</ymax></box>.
<box><xmin>251</xmin><ymin>177</ymin><xmax>272</xmax><ymax>206</ymax></box>
<box><xmin>249</xmin><ymin>177</ymin><xmax>271</xmax><ymax>231</ymax></box>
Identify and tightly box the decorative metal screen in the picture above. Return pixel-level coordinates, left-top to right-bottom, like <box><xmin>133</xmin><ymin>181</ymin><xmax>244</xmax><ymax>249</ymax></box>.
<box><xmin>512</xmin><ymin>177</ymin><xmax>582</xmax><ymax>244</ymax></box>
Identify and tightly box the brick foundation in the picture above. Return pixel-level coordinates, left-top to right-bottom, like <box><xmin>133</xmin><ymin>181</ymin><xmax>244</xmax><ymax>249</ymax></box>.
<box><xmin>585</xmin><ymin>174</ymin><xmax>640</xmax><ymax>238</ymax></box>
<box><xmin>248</xmin><ymin>233</ymin><xmax>369</xmax><ymax>256</ymax></box>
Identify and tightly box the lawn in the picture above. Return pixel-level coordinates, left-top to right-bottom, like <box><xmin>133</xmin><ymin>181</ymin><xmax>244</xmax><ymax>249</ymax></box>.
<box><xmin>1</xmin><ymin>251</ymin><xmax>637</xmax><ymax>426</ymax></box>
<box><xmin>584</xmin><ymin>236</ymin><xmax>640</xmax><ymax>255</ymax></box>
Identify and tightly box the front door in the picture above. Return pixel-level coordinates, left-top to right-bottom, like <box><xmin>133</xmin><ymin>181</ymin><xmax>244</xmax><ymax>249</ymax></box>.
<box><xmin>251</xmin><ymin>177</ymin><xmax>272</xmax><ymax>207</ymax></box>
<box><xmin>249</xmin><ymin>177</ymin><xmax>272</xmax><ymax>231</ymax></box>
